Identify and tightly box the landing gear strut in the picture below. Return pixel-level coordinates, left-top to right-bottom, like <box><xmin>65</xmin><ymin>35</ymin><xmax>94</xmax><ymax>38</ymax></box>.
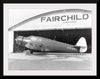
<box><xmin>23</xmin><ymin>49</ymin><xmax>33</xmax><ymax>55</ymax></box>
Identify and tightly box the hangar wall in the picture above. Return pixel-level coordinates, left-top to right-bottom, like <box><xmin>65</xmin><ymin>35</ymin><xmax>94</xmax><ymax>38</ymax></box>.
<box><xmin>11</xmin><ymin>13</ymin><xmax>91</xmax><ymax>31</ymax></box>
<box><xmin>9</xmin><ymin>31</ymin><xmax>14</xmax><ymax>53</ymax></box>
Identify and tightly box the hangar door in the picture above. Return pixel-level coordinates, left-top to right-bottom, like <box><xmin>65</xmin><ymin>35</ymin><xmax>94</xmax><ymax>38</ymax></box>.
<box><xmin>13</xmin><ymin>29</ymin><xmax>91</xmax><ymax>53</ymax></box>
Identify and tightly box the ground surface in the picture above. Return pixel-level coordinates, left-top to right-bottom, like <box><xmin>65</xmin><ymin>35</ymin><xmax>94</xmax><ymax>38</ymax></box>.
<box><xmin>8</xmin><ymin>53</ymin><xmax>92</xmax><ymax>70</ymax></box>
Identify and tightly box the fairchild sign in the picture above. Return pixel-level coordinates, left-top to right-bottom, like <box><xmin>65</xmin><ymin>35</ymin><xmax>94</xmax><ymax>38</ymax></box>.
<box><xmin>41</xmin><ymin>14</ymin><xmax>89</xmax><ymax>23</ymax></box>
<box><xmin>8</xmin><ymin>9</ymin><xmax>91</xmax><ymax>31</ymax></box>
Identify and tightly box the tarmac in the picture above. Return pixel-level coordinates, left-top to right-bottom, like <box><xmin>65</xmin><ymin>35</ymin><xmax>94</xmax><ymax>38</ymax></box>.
<box><xmin>8</xmin><ymin>52</ymin><xmax>92</xmax><ymax>70</ymax></box>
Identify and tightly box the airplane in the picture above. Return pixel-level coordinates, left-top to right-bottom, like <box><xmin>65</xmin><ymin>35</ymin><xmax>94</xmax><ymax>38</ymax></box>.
<box><xmin>15</xmin><ymin>35</ymin><xmax>87</xmax><ymax>54</ymax></box>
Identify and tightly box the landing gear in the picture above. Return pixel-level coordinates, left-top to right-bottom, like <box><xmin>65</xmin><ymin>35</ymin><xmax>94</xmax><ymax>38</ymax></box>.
<box><xmin>23</xmin><ymin>49</ymin><xmax>33</xmax><ymax>55</ymax></box>
<box><xmin>23</xmin><ymin>47</ymin><xmax>33</xmax><ymax>55</ymax></box>
<box><xmin>24</xmin><ymin>50</ymin><xmax>31</xmax><ymax>55</ymax></box>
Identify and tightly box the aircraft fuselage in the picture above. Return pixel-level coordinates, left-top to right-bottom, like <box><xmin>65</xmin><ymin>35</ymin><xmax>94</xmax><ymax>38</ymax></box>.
<box><xmin>15</xmin><ymin>36</ymin><xmax>79</xmax><ymax>53</ymax></box>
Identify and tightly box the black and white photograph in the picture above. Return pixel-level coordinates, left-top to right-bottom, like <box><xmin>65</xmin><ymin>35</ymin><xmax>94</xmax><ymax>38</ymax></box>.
<box><xmin>4</xmin><ymin>4</ymin><xmax>96</xmax><ymax>75</ymax></box>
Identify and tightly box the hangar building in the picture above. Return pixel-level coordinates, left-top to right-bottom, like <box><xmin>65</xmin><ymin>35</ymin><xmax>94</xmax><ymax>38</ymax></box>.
<box><xmin>8</xmin><ymin>9</ymin><xmax>92</xmax><ymax>53</ymax></box>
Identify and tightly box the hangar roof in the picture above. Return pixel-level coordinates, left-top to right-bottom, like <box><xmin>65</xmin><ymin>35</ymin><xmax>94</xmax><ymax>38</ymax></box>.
<box><xmin>8</xmin><ymin>9</ymin><xmax>91</xmax><ymax>31</ymax></box>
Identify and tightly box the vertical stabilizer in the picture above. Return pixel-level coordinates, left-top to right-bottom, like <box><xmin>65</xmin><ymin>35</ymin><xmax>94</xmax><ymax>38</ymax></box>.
<box><xmin>76</xmin><ymin>37</ymin><xmax>87</xmax><ymax>53</ymax></box>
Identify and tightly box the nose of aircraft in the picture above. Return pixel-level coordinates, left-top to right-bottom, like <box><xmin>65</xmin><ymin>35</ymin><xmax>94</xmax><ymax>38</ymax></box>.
<box><xmin>15</xmin><ymin>36</ymin><xmax>24</xmax><ymax>45</ymax></box>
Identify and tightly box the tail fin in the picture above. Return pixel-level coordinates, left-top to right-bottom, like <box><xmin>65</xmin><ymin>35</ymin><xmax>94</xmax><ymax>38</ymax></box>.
<box><xmin>76</xmin><ymin>37</ymin><xmax>87</xmax><ymax>53</ymax></box>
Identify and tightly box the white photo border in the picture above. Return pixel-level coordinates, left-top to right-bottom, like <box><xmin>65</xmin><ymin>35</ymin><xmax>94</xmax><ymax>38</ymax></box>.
<box><xmin>4</xmin><ymin>3</ymin><xmax>97</xmax><ymax>76</ymax></box>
